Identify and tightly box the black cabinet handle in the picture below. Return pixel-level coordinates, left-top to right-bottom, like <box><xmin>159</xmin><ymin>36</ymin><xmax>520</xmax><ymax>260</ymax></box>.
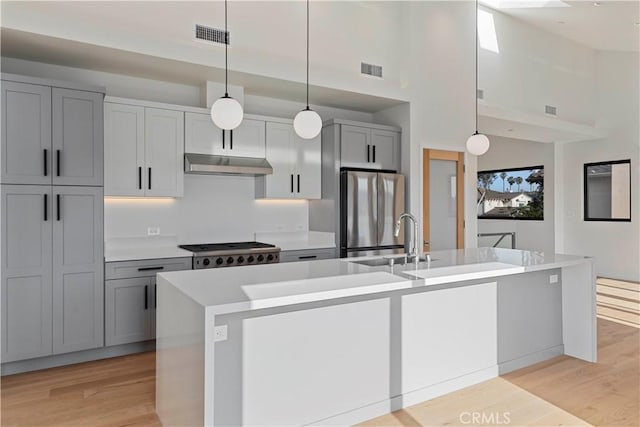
<box><xmin>144</xmin><ymin>285</ymin><xmax>149</xmax><ymax>310</ymax></box>
<box><xmin>138</xmin><ymin>167</ymin><xmax>142</xmax><ymax>190</ymax></box>
<box><xmin>222</xmin><ymin>130</ymin><xmax>225</xmax><ymax>149</ymax></box>
<box><xmin>373</xmin><ymin>145</ymin><xmax>376</xmax><ymax>163</ymax></box>
<box><xmin>43</xmin><ymin>149</ymin><xmax>48</xmax><ymax>176</ymax></box>
<box><xmin>148</xmin><ymin>167</ymin><xmax>151</xmax><ymax>190</ymax></box>
<box><xmin>298</xmin><ymin>255</ymin><xmax>317</xmax><ymax>260</ymax></box>
<box><xmin>56</xmin><ymin>194</ymin><xmax>61</xmax><ymax>221</ymax></box>
<box><xmin>366</xmin><ymin>145</ymin><xmax>370</xmax><ymax>162</ymax></box>
<box><xmin>290</xmin><ymin>174</ymin><xmax>294</xmax><ymax>193</ymax></box>
<box><xmin>154</xmin><ymin>284</ymin><xmax>157</xmax><ymax>309</ymax></box>
<box><xmin>230</xmin><ymin>130</ymin><xmax>233</xmax><ymax>150</ymax></box>
<box><xmin>43</xmin><ymin>194</ymin><xmax>48</xmax><ymax>221</ymax></box>
<box><xmin>137</xmin><ymin>266</ymin><xmax>165</xmax><ymax>272</ymax></box>
<box><xmin>56</xmin><ymin>150</ymin><xmax>61</xmax><ymax>176</ymax></box>
<box><xmin>297</xmin><ymin>174</ymin><xmax>300</xmax><ymax>193</ymax></box>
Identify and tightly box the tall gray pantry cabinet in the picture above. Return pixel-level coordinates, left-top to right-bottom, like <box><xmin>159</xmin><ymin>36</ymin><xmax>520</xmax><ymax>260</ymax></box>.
<box><xmin>1</xmin><ymin>74</ymin><xmax>104</xmax><ymax>363</ymax></box>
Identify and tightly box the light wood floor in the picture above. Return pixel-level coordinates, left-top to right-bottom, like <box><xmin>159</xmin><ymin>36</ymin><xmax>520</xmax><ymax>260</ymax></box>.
<box><xmin>1</xmin><ymin>319</ymin><xmax>638</xmax><ymax>426</ymax></box>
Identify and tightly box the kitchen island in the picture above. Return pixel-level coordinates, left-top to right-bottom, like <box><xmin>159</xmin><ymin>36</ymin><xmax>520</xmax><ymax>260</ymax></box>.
<box><xmin>155</xmin><ymin>248</ymin><xmax>595</xmax><ymax>427</ymax></box>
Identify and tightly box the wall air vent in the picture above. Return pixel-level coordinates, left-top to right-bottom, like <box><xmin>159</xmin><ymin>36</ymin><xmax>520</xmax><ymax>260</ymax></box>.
<box><xmin>195</xmin><ymin>24</ymin><xmax>229</xmax><ymax>45</ymax></box>
<box><xmin>361</xmin><ymin>62</ymin><xmax>383</xmax><ymax>78</ymax></box>
<box><xmin>477</xmin><ymin>89</ymin><xmax>484</xmax><ymax>100</ymax></box>
<box><xmin>545</xmin><ymin>105</ymin><xmax>557</xmax><ymax>116</ymax></box>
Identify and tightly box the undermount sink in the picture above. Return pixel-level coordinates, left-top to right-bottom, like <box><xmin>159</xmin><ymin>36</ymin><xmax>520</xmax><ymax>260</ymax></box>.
<box><xmin>351</xmin><ymin>255</ymin><xmax>436</xmax><ymax>267</ymax></box>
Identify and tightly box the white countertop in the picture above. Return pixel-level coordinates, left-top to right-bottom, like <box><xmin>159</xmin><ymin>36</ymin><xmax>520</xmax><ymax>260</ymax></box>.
<box><xmin>254</xmin><ymin>231</ymin><xmax>335</xmax><ymax>251</ymax></box>
<box><xmin>105</xmin><ymin>237</ymin><xmax>192</xmax><ymax>262</ymax></box>
<box><xmin>158</xmin><ymin>248</ymin><xmax>591</xmax><ymax>315</ymax></box>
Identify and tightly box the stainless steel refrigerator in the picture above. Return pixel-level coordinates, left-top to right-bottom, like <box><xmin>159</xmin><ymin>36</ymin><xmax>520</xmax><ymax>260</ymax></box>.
<box><xmin>340</xmin><ymin>169</ymin><xmax>405</xmax><ymax>257</ymax></box>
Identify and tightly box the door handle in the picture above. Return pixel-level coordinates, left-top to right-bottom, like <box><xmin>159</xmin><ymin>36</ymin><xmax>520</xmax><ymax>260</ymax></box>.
<box><xmin>290</xmin><ymin>174</ymin><xmax>294</xmax><ymax>193</ymax></box>
<box><xmin>298</xmin><ymin>255</ymin><xmax>317</xmax><ymax>260</ymax></box>
<box><xmin>222</xmin><ymin>130</ymin><xmax>225</xmax><ymax>149</ymax></box>
<box><xmin>367</xmin><ymin>145</ymin><xmax>370</xmax><ymax>162</ymax></box>
<box><xmin>137</xmin><ymin>266</ymin><xmax>165</xmax><ymax>272</ymax></box>
<box><xmin>230</xmin><ymin>130</ymin><xmax>233</xmax><ymax>150</ymax></box>
<box><xmin>144</xmin><ymin>285</ymin><xmax>149</xmax><ymax>310</ymax></box>
<box><xmin>148</xmin><ymin>167</ymin><xmax>152</xmax><ymax>190</ymax></box>
<box><xmin>43</xmin><ymin>149</ymin><xmax>48</xmax><ymax>176</ymax></box>
<box><xmin>56</xmin><ymin>150</ymin><xmax>61</xmax><ymax>176</ymax></box>
<box><xmin>56</xmin><ymin>194</ymin><xmax>61</xmax><ymax>221</ymax></box>
<box><xmin>372</xmin><ymin>145</ymin><xmax>376</xmax><ymax>163</ymax></box>
<box><xmin>43</xmin><ymin>194</ymin><xmax>48</xmax><ymax>221</ymax></box>
<box><xmin>297</xmin><ymin>174</ymin><xmax>300</xmax><ymax>193</ymax></box>
<box><xmin>138</xmin><ymin>167</ymin><xmax>142</xmax><ymax>190</ymax></box>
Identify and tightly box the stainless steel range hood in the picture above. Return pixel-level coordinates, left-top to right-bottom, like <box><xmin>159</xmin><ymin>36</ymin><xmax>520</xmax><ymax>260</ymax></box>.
<box><xmin>184</xmin><ymin>153</ymin><xmax>273</xmax><ymax>176</ymax></box>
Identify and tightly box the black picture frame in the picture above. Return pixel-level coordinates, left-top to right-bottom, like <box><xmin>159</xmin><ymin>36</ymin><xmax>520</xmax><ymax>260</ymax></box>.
<box><xmin>583</xmin><ymin>159</ymin><xmax>632</xmax><ymax>222</ymax></box>
<box><xmin>477</xmin><ymin>165</ymin><xmax>544</xmax><ymax>221</ymax></box>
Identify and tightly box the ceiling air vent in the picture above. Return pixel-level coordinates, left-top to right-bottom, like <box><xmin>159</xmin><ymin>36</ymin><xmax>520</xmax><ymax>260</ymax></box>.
<box><xmin>477</xmin><ymin>89</ymin><xmax>484</xmax><ymax>100</ymax></box>
<box><xmin>361</xmin><ymin>62</ymin><xmax>383</xmax><ymax>78</ymax></box>
<box><xmin>545</xmin><ymin>105</ymin><xmax>557</xmax><ymax>116</ymax></box>
<box><xmin>195</xmin><ymin>24</ymin><xmax>229</xmax><ymax>45</ymax></box>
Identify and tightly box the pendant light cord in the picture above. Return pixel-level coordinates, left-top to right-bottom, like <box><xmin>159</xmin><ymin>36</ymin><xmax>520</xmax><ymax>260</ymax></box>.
<box><xmin>306</xmin><ymin>0</ymin><xmax>310</xmax><ymax>109</ymax></box>
<box><xmin>224</xmin><ymin>0</ymin><xmax>229</xmax><ymax>97</ymax></box>
<box><xmin>474</xmin><ymin>0</ymin><xmax>478</xmax><ymax>134</ymax></box>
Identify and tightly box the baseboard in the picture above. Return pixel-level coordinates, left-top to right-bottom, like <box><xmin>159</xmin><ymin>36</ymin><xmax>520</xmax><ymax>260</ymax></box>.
<box><xmin>308</xmin><ymin>365</ymin><xmax>499</xmax><ymax>426</ymax></box>
<box><xmin>1</xmin><ymin>341</ymin><xmax>156</xmax><ymax>376</ymax></box>
<box><xmin>498</xmin><ymin>345</ymin><xmax>564</xmax><ymax>375</ymax></box>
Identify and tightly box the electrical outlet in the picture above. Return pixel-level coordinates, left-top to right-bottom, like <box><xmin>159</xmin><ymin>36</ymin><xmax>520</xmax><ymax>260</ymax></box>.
<box><xmin>213</xmin><ymin>325</ymin><xmax>228</xmax><ymax>342</ymax></box>
<box><xmin>147</xmin><ymin>227</ymin><xmax>160</xmax><ymax>236</ymax></box>
<box><xmin>550</xmin><ymin>274</ymin><xmax>559</xmax><ymax>284</ymax></box>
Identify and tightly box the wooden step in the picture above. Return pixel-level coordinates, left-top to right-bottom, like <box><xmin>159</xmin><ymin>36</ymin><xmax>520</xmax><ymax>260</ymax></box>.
<box><xmin>596</xmin><ymin>277</ymin><xmax>640</xmax><ymax>328</ymax></box>
<box><xmin>597</xmin><ymin>294</ymin><xmax>640</xmax><ymax>312</ymax></box>
<box><xmin>596</xmin><ymin>284</ymin><xmax>639</xmax><ymax>302</ymax></box>
<box><xmin>597</xmin><ymin>277</ymin><xmax>640</xmax><ymax>292</ymax></box>
<box><xmin>597</xmin><ymin>305</ymin><xmax>640</xmax><ymax>326</ymax></box>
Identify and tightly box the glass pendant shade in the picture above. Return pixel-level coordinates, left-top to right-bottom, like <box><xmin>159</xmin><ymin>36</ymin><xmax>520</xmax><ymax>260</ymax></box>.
<box><xmin>466</xmin><ymin>132</ymin><xmax>490</xmax><ymax>156</ymax></box>
<box><xmin>294</xmin><ymin>108</ymin><xmax>322</xmax><ymax>139</ymax></box>
<box><xmin>211</xmin><ymin>95</ymin><xmax>243</xmax><ymax>130</ymax></box>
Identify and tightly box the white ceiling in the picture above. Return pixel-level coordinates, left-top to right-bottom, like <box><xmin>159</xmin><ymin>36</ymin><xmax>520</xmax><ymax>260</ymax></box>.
<box><xmin>482</xmin><ymin>0</ymin><xmax>640</xmax><ymax>52</ymax></box>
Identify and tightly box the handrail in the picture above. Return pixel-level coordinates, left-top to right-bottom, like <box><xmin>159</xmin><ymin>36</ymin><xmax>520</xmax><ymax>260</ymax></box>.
<box><xmin>477</xmin><ymin>232</ymin><xmax>516</xmax><ymax>249</ymax></box>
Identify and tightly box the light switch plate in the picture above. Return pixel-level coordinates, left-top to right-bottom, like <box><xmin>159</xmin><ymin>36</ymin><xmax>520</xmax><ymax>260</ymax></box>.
<box><xmin>550</xmin><ymin>274</ymin><xmax>559</xmax><ymax>284</ymax></box>
<box><xmin>213</xmin><ymin>325</ymin><xmax>228</xmax><ymax>342</ymax></box>
<box><xmin>147</xmin><ymin>227</ymin><xmax>160</xmax><ymax>236</ymax></box>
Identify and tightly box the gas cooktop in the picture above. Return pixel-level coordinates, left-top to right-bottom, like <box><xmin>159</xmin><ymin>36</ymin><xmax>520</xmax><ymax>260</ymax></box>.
<box><xmin>179</xmin><ymin>241</ymin><xmax>280</xmax><ymax>269</ymax></box>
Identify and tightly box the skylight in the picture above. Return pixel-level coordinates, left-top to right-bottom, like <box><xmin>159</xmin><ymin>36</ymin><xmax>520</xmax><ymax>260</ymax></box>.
<box><xmin>478</xmin><ymin>9</ymin><xmax>500</xmax><ymax>53</ymax></box>
<box><xmin>481</xmin><ymin>0</ymin><xmax>570</xmax><ymax>9</ymax></box>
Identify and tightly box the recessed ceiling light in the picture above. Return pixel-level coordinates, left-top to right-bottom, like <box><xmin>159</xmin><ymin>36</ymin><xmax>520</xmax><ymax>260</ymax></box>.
<box><xmin>557</xmin><ymin>20</ymin><xmax>566</xmax><ymax>24</ymax></box>
<box><xmin>593</xmin><ymin>2</ymin><xmax>600</xmax><ymax>6</ymax></box>
<box><xmin>635</xmin><ymin>22</ymin><xmax>640</xmax><ymax>27</ymax></box>
<box><xmin>507</xmin><ymin>128</ymin><xmax>514</xmax><ymax>132</ymax></box>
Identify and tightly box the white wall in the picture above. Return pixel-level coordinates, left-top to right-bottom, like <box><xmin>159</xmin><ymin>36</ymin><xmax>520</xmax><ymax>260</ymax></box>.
<box><xmin>479</xmin><ymin>5</ymin><xmax>596</xmax><ymax>125</ymax></box>
<box><xmin>556</xmin><ymin>51</ymin><xmax>640</xmax><ymax>282</ymax></box>
<box><xmin>478</xmin><ymin>136</ymin><xmax>554</xmax><ymax>253</ymax></box>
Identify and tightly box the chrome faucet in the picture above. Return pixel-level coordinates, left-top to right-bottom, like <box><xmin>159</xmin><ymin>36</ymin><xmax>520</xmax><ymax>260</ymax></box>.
<box><xmin>394</xmin><ymin>213</ymin><xmax>419</xmax><ymax>257</ymax></box>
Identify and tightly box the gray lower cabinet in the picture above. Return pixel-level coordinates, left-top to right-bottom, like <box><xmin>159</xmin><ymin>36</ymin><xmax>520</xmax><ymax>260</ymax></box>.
<box><xmin>105</xmin><ymin>277</ymin><xmax>153</xmax><ymax>346</ymax></box>
<box><xmin>1</xmin><ymin>185</ymin><xmax>53</xmax><ymax>362</ymax></box>
<box><xmin>498</xmin><ymin>270</ymin><xmax>563</xmax><ymax>364</ymax></box>
<box><xmin>280</xmin><ymin>248</ymin><xmax>336</xmax><ymax>263</ymax></box>
<box><xmin>104</xmin><ymin>257</ymin><xmax>191</xmax><ymax>346</ymax></box>
<box><xmin>52</xmin><ymin>186</ymin><xmax>104</xmax><ymax>354</ymax></box>
<box><xmin>1</xmin><ymin>185</ymin><xmax>104</xmax><ymax>362</ymax></box>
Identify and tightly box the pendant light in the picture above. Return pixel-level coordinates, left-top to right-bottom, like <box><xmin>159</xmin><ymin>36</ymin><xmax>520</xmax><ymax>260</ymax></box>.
<box><xmin>293</xmin><ymin>0</ymin><xmax>322</xmax><ymax>140</ymax></box>
<box><xmin>211</xmin><ymin>0</ymin><xmax>243</xmax><ymax>130</ymax></box>
<box><xmin>466</xmin><ymin>0</ymin><xmax>490</xmax><ymax>156</ymax></box>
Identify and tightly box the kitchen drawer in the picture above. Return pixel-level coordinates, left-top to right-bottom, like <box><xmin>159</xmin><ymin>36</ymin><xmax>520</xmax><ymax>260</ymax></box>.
<box><xmin>105</xmin><ymin>257</ymin><xmax>192</xmax><ymax>280</ymax></box>
<box><xmin>280</xmin><ymin>248</ymin><xmax>336</xmax><ymax>263</ymax></box>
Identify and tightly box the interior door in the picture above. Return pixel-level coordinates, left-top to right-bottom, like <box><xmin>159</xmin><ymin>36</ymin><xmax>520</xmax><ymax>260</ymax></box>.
<box><xmin>422</xmin><ymin>149</ymin><xmax>464</xmax><ymax>252</ymax></box>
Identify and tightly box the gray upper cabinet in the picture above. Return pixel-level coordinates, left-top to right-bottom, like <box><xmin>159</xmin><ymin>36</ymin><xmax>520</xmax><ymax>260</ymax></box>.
<box><xmin>144</xmin><ymin>108</ymin><xmax>184</xmax><ymax>197</ymax></box>
<box><xmin>227</xmin><ymin>118</ymin><xmax>266</xmax><ymax>158</ymax></box>
<box><xmin>105</xmin><ymin>277</ymin><xmax>153</xmax><ymax>346</ymax></box>
<box><xmin>52</xmin><ymin>186</ymin><xmax>104</xmax><ymax>354</ymax></box>
<box><xmin>339</xmin><ymin>124</ymin><xmax>400</xmax><ymax>171</ymax></box>
<box><xmin>52</xmin><ymin>88</ymin><xmax>104</xmax><ymax>186</ymax></box>
<box><xmin>1</xmin><ymin>185</ymin><xmax>53</xmax><ymax>362</ymax></box>
<box><xmin>1</xmin><ymin>78</ymin><xmax>104</xmax><ymax>187</ymax></box>
<box><xmin>1</xmin><ymin>81</ymin><xmax>52</xmax><ymax>185</ymax></box>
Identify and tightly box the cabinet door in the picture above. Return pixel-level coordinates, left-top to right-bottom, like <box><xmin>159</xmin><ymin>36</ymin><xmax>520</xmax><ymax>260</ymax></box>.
<box><xmin>1</xmin><ymin>185</ymin><xmax>53</xmax><ymax>362</ymax></box>
<box><xmin>150</xmin><ymin>277</ymin><xmax>158</xmax><ymax>339</ymax></box>
<box><xmin>144</xmin><ymin>108</ymin><xmax>184</xmax><ymax>197</ymax></box>
<box><xmin>371</xmin><ymin>129</ymin><xmax>399</xmax><ymax>171</ymax></box>
<box><xmin>228</xmin><ymin>118</ymin><xmax>265</xmax><ymax>158</ymax></box>
<box><xmin>52</xmin><ymin>186</ymin><xmax>104</xmax><ymax>354</ymax></box>
<box><xmin>295</xmin><ymin>131</ymin><xmax>321</xmax><ymax>199</ymax></box>
<box><xmin>264</xmin><ymin>122</ymin><xmax>295</xmax><ymax>198</ymax></box>
<box><xmin>105</xmin><ymin>278</ymin><xmax>152</xmax><ymax>346</ymax></box>
<box><xmin>1</xmin><ymin>81</ymin><xmax>52</xmax><ymax>185</ymax></box>
<box><xmin>340</xmin><ymin>125</ymin><xmax>371</xmax><ymax>168</ymax></box>
<box><xmin>104</xmin><ymin>103</ymin><xmax>145</xmax><ymax>196</ymax></box>
<box><xmin>52</xmin><ymin>88</ymin><xmax>103</xmax><ymax>186</ymax></box>
<box><xmin>185</xmin><ymin>112</ymin><xmax>225</xmax><ymax>156</ymax></box>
